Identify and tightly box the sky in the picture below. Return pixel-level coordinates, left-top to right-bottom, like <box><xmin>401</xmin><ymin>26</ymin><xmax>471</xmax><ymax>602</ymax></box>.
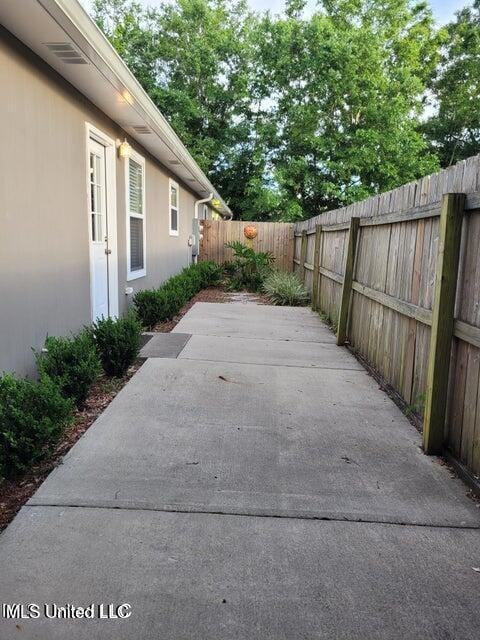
<box><xmin>247</xmin><ymin>0</ymin><xmax>468</xmax><ymax>24</ymax></box>
<box><xmin>80</xmin><ymin>0</ymin><xmax>471</xmax><ymax>25</ymax></box>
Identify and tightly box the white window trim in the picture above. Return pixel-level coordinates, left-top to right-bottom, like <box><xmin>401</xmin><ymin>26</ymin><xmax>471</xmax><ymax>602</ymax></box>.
<box><xmin>85</xmin><ymin>122</ymin><xmax>119</xmax><ymax>318</ymax></box>
<box><xmin>126</xmin><ymin>149</ymin><xmax>147</xmax><ymax>281</ymax></box>
<box><xmin>169</xmin><ymin>178</ymin><xmax>180</xmax><ymax>237</ymax></box>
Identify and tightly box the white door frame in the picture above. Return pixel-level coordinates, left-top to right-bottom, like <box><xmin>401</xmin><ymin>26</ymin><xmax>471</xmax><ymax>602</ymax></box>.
<box><xmin>85</xmin><ymin>122</ymin><xmax>119</xmax><ymax>319</ymax></box>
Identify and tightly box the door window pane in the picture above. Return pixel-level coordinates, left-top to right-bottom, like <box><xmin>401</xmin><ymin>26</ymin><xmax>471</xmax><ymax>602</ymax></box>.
<box><xmin>89</xmin><ymin>152</ymin><xmax>104</xmax><ymax>241</ymax></box>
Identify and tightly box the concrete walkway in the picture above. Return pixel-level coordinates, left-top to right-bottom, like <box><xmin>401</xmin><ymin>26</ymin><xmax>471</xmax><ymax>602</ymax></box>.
<box><xmin>1</xmin><ymin>300</ymin><xmax>479</xmax><ymax>639</ymax></box>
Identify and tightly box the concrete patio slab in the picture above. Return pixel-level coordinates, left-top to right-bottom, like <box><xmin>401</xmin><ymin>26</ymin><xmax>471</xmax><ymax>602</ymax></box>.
<box><xmin>139</xmin><ymin>332</ymin><xmax>191</xmax><ymax>359</ymax></box>
<box><xmin>173</xmin><ymin>302</ymin><xmax>335</xmax><ymax>342</ymax></box>
<box><xmin>30</xmin><ymin>358</ymin><xmax>480</xmax><ymax>527</ymax></box>
<box><xmin>178</xmin><ymin>334</ymin><xmax>363</xmax><ymax>369</ymax></box>
<box><xmin>1</xmin><ymin>300</ymin><xmax>480</xmax><ymax>638</ymax></box>
<box><xmin>0</xmin><ymin>507</ymin><xmax>479</xmax><ymax>640</ymax></box>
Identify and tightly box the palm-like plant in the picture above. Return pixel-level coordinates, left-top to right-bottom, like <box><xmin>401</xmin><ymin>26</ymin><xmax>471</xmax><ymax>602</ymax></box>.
<box><xmin>224</xmin><ymin>241</ymin><xmax>274</xmax><ymax>291</ymax></box>
<box><xmin>262</xmin><ymin>271</ymin><xmax>309</xmax><ymax>306</ymax></box>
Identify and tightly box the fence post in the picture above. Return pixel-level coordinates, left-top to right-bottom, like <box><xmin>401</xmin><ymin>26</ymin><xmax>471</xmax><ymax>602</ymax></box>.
<box><xmin>336</xmin><ymin>217</ymin><xmax>360</xmax><ymax>346</ymax></box>
<box><xmin>300</xmin><ymin>229</ymin><xmax>308</xmax><ymax>283</ymax></box>
<box><xmin>312</xmin><ymin>225</ymin><xmax>322</xmax><ymax>311</ymax></box>
<box><xmin>423</xmin><ymin>193</ymin><xmax>465</xmax><ymax>455</ymax></box>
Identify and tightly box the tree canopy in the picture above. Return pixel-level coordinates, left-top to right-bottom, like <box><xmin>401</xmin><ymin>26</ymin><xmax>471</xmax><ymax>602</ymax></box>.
<box><xmin>92</xmin><ymin>0</ymin><xmax>478</xmax><ymax>220</ymax></box>
<box><xmin>423</xmin><ymin>0</ymin><xmax>480</xmax><ymax>167</ymax></box>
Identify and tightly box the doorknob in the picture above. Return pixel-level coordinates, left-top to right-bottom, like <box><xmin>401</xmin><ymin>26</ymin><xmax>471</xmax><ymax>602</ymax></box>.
<box><xmin>105</xmin><ymin>248</ymin><xmax>112</xmax><ymax>255</ymax></box>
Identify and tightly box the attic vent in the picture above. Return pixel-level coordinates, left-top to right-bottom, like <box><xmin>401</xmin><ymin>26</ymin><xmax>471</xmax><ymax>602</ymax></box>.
<box><xmin>169</xmin><ymin>159</ymin><xmax>181</xmax><ymax>165</ymax></box>
<box><xmin>131</xmin><ymin>125</ymin><xmax>151</xmax><ymax>134</ymax></box>
<box><xmin>44</xmin><ymin>42</ymin><xmax>88</xmax><ymax>65</ymax></box>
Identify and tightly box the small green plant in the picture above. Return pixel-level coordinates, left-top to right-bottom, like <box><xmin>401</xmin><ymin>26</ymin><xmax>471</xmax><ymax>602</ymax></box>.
<box><xmin>405</xmin><ymin>392</ymin><xmax>426</xmax><ymax>417</ymax></box>
<box><xmin>318</xmin><ymin>311</ymin><xmax>338</xmax><ymax>333</ymax></box>
<box><xmin>133</xmin><ymin>261</ymin><xmax>222</xmax><ymax>329</ymax></box>
<box><xmin>36</xmin><ymin>331</ymin><xmax>101</xmax><ymax>407</ymax></box>
<box><xmin>132</xmin><ymin>289</ymin><xmax>167</xmax><ymax>330</ymax></box>
<box><xmin>224</xmin><ymin>241</ymin><xmax>274</xmax><ymax>291</ymax></box>
<box><xmin>0</xmin><ymin>374</ymin><xmax>74</xmax><ymax>477</ymax></box>
<box><xmin>222</xmin><ymin>261</ymin><xmax>237</xmax><ymax>278</ymax></box>
<box><xmin>90</xmin><ymin>312</ymin><xmax>142</xmax><ymax>377</ymax></box>
<box><xmin>262</xmin><ymin>271</ymin><xmax>309</xmax><ymax>306</ymax></box>
<box><xmin>196</xmin><ymin>261</ymin><xmax>223</xmax><ymax>288</ymax></box>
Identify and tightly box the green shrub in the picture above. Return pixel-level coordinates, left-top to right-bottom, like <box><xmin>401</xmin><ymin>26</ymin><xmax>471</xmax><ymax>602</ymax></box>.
<box><xmin>36</xmin><ymin>331</ymin><xmax>101</xmax><ymax>407</ymax></box>
<box><xmin>262</xmin><ymin>271</ymin><xmax>309</xmax><ymax>306</ymax></box>
<box><xmin>223</xmin><ymin>261</ymin><xmax>237</xmax><ymax>278</ymax></box>
<box><xmin>224</xmin><ymin>241</ymin><xmax>274</xmax><ymax>291</ymax></box>
<box><xmin>0</xmin><ymin>374</ymin><xmax>74</xmax><ymax>477</ymax></box>
<box><xmin>196</xmin><ymin>261</ymin><xmax>222</xmax><ymax>287</ymax></box>
<box><xmin>133</xmin><ymin>261</ymin><xmax>222</xmax><ymax>328</ymax></box>
<box><xmin>0</xmin><ymin>442</ymin><xmax>4</xmax><ymax>481</ymax></box>
<box><xmin>132</xmin><ymin>289</ymin><xmax>166</xmax><ymax>330</ymax></box>
<box><xmin>90</xmin><ymin>312</ymin><xmax>142</xmax><ymax>377</ymax></box>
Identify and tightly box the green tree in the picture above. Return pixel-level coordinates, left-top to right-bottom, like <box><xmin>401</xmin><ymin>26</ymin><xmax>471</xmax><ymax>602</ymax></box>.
<box><xmin>93</xmin><ymin>0</ymin><xmax>267</xmax><ymax>219</ymax></box>
<box><xmin>93</xmin><ymin>0</ymin><xmax>442</xmax><ymax>221</ymax></box>
<box><xmin>424</xmin><ymin>1</ymin><xmax>480</xmax><ymax>166</ymax></box>
<box><xmin>257</xmin><ymin>0</ymin><xmax>441</xmax><ymax>217</ymax></box>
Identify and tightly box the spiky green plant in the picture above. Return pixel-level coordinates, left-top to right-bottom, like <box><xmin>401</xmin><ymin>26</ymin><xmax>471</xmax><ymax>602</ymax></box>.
<box><xmin>262</xmin><ymin>271</ymin><xmax>309</xmax><ymax>306</ymax></box>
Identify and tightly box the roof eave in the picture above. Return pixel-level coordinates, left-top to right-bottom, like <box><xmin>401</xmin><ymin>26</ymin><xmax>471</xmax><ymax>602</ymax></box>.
<box><xmin>40</xmin><ymin>0</ymin><xmax>232</xmax><ymax>217</ymax></box>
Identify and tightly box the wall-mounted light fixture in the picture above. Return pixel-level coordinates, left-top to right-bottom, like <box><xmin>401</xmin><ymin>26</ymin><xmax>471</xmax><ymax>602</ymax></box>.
<box><xmin>118</xmin><ymin>138</ymin><xmax>132</xmax><ymax>159</ymax></box>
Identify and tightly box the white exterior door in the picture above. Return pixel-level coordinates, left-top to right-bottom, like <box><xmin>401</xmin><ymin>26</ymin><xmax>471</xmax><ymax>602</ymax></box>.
<box><xmin>88</xmin><ymin>138</ymin><xmax>110</xmax><ymax>320</ymax></box>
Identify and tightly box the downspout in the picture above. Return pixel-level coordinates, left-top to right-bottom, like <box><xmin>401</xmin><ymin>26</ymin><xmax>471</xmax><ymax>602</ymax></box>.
<box><xmin>194</xmin><ymin>192</ymin><xmax>214</xmax><ymax>220</ymax></box>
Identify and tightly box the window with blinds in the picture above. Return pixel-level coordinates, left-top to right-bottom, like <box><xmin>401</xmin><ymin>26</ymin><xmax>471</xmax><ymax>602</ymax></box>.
<box><xmin>169</xmin><ymin>179</ymin><xmax>179</xmax><ymax>236</ymax></box>
<box><xmin>129</xmin><ymin>159</ymin><xmax>143</xmax><ymax>215</ymax></box>
<box><xmin>130</xmin><ymin>217</ymin><xmax>144</xmax><ymax>271</ymax></box>
<box><xmin>127</xmin><ymin>155</ymin><xmax>146</xmax><ymax>279</ymax></box>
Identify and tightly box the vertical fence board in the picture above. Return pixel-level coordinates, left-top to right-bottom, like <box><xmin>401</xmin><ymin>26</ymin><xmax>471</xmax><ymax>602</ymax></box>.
<box><xmin>423</xmin><ymin>193</ymin><xmax>465</xmax><ymax>454</ymax></box>
<box><xmin>337</xmin><ymin>218</ymin><xmax>360</xmax><ymax>345</ymax></box>
<box><xmin>312</xmin><ymin>225</ymin><xmax>322</xmax><ymax>311</ymax></box>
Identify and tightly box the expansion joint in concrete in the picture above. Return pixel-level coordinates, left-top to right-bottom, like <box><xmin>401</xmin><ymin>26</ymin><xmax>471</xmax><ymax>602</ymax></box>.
<box><xmin>24</xmin><ymin>502</ymin><xmax>480</xmax><ymax>531</ymax></box>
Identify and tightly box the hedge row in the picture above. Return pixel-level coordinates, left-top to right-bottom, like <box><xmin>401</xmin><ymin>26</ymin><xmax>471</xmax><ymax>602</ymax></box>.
<box><xmin>0</xmin><ymin>313</ymin><xmax>141</xmax><ymax>480</ymax></box>
<box><xmin>0</xmin><ymin>262</ymin><xmax>221</xmax><ymax>480</ymax></box>
<box><xmin>133</xmin><ymin>261</ymin><xmax>222</xmax><ymax>329</ymax></box>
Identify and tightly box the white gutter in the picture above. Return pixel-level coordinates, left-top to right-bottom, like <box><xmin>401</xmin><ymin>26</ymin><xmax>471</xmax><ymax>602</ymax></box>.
<box><xmin>195</xmin><ymin>193</ymin><xmax>214</xmax><ymax>219</ymax></box>
<box><xmin>195</xmin><ymin>193</ymin><xmax>233</xmax><ymax>220</ymax></box>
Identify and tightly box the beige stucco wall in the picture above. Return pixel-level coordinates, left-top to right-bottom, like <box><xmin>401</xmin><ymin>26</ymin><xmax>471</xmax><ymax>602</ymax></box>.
<box><xmin>0</xmin><ymin>28</ymin><xmax>198</xmax><ymax>376</ymax></box>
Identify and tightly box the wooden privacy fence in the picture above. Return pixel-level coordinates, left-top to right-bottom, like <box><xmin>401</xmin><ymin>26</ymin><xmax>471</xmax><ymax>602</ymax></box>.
<box><xmin>200</xmin><ymin>220</ymin><xmax>294</xmax><ymax>271</ymax></box>
<box><xmin>294</xmin><ymin>155</ymin><xmax>480</xmax><ymax>482</ymax></box>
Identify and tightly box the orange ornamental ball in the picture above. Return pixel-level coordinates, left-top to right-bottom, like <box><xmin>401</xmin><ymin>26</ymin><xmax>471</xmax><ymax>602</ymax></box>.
<box><xmin>244</xmin><ymin>225</ymin><xmax>258</xmax><ymax>240</ymax></box>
